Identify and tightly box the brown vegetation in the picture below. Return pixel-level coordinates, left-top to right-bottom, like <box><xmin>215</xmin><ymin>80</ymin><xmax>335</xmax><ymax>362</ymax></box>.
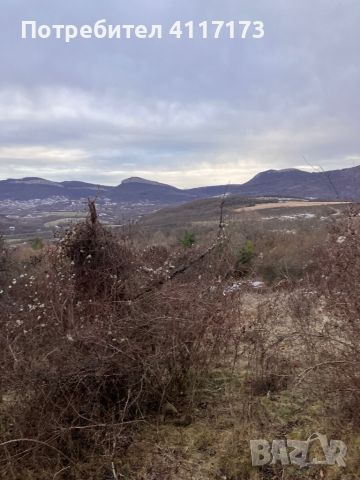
<box><xmin>0</xmin><ymin>202</ymin><xmax>241</xmax><ymax>478</ymax></box>
<box><xmin>1</xmin><ymin>201</ymin><xmax>360</xmax><ymax>479</ymax></box>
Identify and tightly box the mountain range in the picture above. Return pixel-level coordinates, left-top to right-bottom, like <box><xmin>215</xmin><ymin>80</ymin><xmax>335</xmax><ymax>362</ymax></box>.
<box><xmin>1</xmin><ymin>165</ymin><xmax>360</xmax><ymax>203</ymax></box>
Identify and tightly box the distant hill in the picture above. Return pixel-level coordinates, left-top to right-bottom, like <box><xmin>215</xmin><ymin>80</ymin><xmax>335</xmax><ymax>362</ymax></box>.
<box><xmin>189</xmin><ymin>166</ymin><xmax>360</xmax><ymax>200</ymax></box>
<box><xmin>1</xmin><ymin>166</ymin><xmax>360</xmax><ymax>203</ymax></box>
<box><xmin>121</xmin><ymin>177</ymin><xmax>170</xmax><ymax>187</ymax></box>
<box><xmin>0</xmin><ymin>176</ymin><xmax>197</xmax><ymax>204</ymax></box>
<box><xmin>236</xmin><ymin>167</ymin><xmax>357</xmax><ymax>199</ymax></box>
<box><xmin>111</xmin><ymin>179</ymin><xmax>196</xmax><ymax>203</ymax></box>
<box><xmin>0</xmin><ymin>177</ymin><xmax>112</xmax><ymax>201</ymax></box>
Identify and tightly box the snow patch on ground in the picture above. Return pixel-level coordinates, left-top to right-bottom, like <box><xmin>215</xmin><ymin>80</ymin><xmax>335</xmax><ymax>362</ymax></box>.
<box><xmin>262</xmin><ymin>212</ymin><xmax>316</xmax><ymax>221</ymax></box>
<box><xmin>223</xmin><ymin>280</ymin><xmax>265</xmax><ymax>295</ymax></box>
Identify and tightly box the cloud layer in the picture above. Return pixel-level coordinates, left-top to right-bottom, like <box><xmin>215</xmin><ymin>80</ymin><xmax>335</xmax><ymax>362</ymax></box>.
<box><xmin>0</xmin><ymin>0</ymin><xmax>359</xmax><ymax>187</ymax></box>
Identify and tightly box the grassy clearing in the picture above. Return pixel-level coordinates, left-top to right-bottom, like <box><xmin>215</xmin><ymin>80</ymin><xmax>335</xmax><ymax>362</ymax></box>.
<box><xmin>114</xmin><ymin>362</ymin><xmax>360</xmax><ymax>479</ymax></box>
<box><xmin>44</xmin><ymin>216</ymin><xmax>86</xmax><ymax>228</ymax></box>
<box><xmin>234</xmin><ymin>201</ymin><xmax>348</xmax><ymax>212</ymax></box>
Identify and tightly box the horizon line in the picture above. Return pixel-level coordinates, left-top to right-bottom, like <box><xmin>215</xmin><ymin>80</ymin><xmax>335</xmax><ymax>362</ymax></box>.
<box><xmin>0</xmin><ymin>164</ymin><xmax>358</xmax><ymax>190</ymax></box>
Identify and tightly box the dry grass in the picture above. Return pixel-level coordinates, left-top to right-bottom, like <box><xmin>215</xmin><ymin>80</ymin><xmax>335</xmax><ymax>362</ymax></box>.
<box><xmin>235</xmin><ymin>201</ymin><xmax>348</xmax><ymax>212</ymax></box>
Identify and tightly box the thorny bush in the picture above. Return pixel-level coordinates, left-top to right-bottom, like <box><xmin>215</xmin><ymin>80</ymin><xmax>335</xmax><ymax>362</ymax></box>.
<box><xmin>0</xmin><ymin>206</ymin><xmax>241</xmax><ymax>477</ymax></box>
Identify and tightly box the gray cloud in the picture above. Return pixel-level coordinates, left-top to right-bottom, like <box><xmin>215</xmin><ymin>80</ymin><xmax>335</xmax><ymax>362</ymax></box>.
<box><xmin>0</xmin><ymin>0</ymin><xmax>359</xmax><ymax>187</ymax></box>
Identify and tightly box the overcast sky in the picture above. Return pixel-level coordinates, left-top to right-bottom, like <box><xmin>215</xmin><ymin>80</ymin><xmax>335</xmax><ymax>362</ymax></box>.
<box><xmin>0</xmin><ymin>0</ymin><xmax>359</xmax><ymax>187</ymax></box>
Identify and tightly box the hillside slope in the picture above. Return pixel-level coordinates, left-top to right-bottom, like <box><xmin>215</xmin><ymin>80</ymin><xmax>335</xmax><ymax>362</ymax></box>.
<box><xmin>1</xmin><ymin>165</ymin><xmax>360</xmax><ymax>203</ymax></box>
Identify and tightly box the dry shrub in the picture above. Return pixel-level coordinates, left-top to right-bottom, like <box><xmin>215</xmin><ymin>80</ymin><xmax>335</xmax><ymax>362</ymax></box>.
<box><xmin>307</xmin><ymin>205</ymin><xmax>360</xmax><ymax>422</ymax></box>
<box><xmin>267</xmin><ymin>206</ymin><xmax>360</xmax><ymax>425</ymax></box>
<box><xmin>140</xmin><ymin>245</ymin><xmax>170</xmax><ymax>270</ymax></box>
<box><xmin>317</xmin><ymin>205</ymin><xmax>360</xmax><ymax>319</ymax></box>
<box><xmin>60</xmin><ymin>216</ymin><xmax>136</xmax><ymax>300</ymax></box>
<box><xmin>0</xmin><ymin>236</ymin><xmax>12</xmax><ymax>291</ymax></box>
<box><xmin>0</xmin><ymin>208</ymin><xmax>240</xmax><ymax>477</ymax></box>
<box><xmin>242</xmin><ymin>294</ymin><xmax>301</xmax><ymax>396</ymax></box>
<box><xmin>253</xmin><ymin>229</ymin><xmax>322</xmax><ymax>284</ymax></box>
